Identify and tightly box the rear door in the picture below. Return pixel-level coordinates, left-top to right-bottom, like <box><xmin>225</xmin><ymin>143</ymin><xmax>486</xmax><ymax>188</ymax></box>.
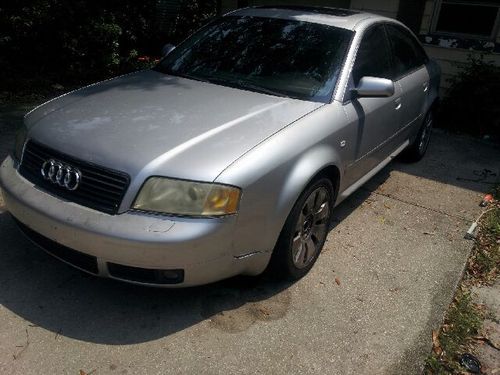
<box><xmin>385</xmin><ymin>23</ymin><xmax>430</xmax><ymax>132</ymax></box>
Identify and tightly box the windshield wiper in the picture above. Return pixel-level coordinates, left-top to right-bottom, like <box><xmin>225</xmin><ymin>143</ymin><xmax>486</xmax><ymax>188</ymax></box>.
<box><xmin>154</xmin><ymin>67</ymin><xmax>211</xmax><ymax>84</ymax></box>
<box><xmin>205</xmin><ymin>76</ymin><xmax>288</xmax><ymax>98</ymax></box>
<box><xmin>156</xmin><ymin>68</ymin><xmax>290</xmax><ymax>99</ymax></box>
<box><xmin>236</xmin><ymin>81</ymin><xmax>288</xmax><ymax>98</ymax></box>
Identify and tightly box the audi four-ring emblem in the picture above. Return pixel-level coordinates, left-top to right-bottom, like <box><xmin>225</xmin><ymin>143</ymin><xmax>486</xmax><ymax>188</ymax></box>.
<box><xmin>40</xmin><ymin>159</ymin><xmax>82</xmax><ymax>191</ymax></box>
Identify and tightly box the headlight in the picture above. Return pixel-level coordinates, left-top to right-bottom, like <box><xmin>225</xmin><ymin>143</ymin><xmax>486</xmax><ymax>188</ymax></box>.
<box><xmin>14</xmin><ymin>125</ymin><xmax>27</xmax><ymax>161</ymax></box>
<box><xmin>133</xmin><ymin>177</ymin><xmax>241</xmax><ymax>216</ymax></box>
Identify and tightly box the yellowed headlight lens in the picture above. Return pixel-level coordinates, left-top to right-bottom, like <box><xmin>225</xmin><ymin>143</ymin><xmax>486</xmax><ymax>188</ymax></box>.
<box><xmin>203</xmin><ymin>185</ymin><xmax>240</xmax><ymax>215</ymax></box>
<box><xmin>133</xmin><ymin>177</ymin><xmax>241</xmax><ymax>216</ymax></box>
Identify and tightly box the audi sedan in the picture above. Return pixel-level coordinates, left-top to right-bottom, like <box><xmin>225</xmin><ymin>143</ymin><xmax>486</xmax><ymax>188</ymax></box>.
<box><xmin>0</xmin><ymin>6</ymin><xmax>440</xmax><ymax>286</ymax></box>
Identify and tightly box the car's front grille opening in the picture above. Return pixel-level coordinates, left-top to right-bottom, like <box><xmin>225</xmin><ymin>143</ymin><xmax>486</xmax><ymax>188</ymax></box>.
<box><xmin>107</xmin><ymin>263</ymin><xmax>184</xmax><ymax>285</ymax></box>
<box><xmin>13</xmin><ymin>218</ymin><xmax>99</xmax><ymax>274</ymax></box>
<box><xmin>19</xmin><ymin>140</ymin><xmax>130</xmax><ymax>215</ymax></box>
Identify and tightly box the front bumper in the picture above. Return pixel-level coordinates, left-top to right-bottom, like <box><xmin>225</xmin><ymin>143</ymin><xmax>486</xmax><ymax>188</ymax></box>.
<box><xmin>0</xmin><ymin>156</ymin><xmax>269</xmax><ymax>287</ymax></box>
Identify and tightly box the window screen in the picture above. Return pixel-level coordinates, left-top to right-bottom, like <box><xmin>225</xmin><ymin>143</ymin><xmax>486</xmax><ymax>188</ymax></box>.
<box><xmin>435</xmin><ymin>1</ymin><xmax>500</xmax><ymax>38</ymax></box>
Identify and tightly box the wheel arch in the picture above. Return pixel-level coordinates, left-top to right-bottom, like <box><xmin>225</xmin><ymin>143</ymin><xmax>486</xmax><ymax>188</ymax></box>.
<box><xmin>266</xmin><ymin>144</ymin><xmax>343</xmax><ymax>255</ymax></box>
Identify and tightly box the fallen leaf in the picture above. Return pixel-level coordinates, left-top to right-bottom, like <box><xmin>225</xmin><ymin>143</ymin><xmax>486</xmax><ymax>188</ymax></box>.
<box><xmin>432</xmin><ymin>330</ymin><xmax>443</xmax><ymax>356</ymax></box>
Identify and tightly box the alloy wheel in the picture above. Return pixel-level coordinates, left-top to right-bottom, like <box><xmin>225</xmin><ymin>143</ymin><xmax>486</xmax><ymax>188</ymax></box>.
<box><xmin>418</xmin><ymin>112</ymin><xmax>433</xmax><ymax>154</ymax></box>
<box><xmin>291</xmin><ymin>186</ymin><xmax>331</xmax><ymax>269</ymax></box>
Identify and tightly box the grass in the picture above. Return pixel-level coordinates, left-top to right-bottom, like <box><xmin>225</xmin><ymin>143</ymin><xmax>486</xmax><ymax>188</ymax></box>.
<box><xmin>426</xmin><ymin>290</ymin><xmax>483</xmax><ymax>374</ymax></box>
<box><xmin>425</xmin><ymin>185</ymin><xmax>500</xmax><ymax>374</ymax></box>
<box><xmin>466</xmin><ymin>196</ymin><xmax>500</xmax><ymax>284</ymax></box>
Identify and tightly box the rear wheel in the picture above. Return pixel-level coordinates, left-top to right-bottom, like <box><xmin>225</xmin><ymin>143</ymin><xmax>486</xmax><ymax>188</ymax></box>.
<box><xmin>269</xmin><ymin>178</ymin><xmax>334</xmax><ymax>281</ymax></box>
<box><xmin>402</xmin><ymin>109</ymin><xmax>433</xmax><ymax>162</ymax></box>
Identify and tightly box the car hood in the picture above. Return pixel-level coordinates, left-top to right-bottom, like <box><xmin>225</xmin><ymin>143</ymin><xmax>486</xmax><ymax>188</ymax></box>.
<box><xmin>26</xmin><ymin>70</ymin><xmax>322</xmax><ymax>185</ymax></box>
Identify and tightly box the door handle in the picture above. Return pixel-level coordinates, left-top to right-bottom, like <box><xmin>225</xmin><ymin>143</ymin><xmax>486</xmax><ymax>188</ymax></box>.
<box><xmin>394</xmin><ymin>97</ymin><xmax>402</xmax><ymax>110</ymax></box>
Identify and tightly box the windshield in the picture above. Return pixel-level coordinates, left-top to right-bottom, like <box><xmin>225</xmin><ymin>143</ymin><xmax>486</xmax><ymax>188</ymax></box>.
<box><xmin>155</xmin><ymin>16</ymin><xmax>353</xmax><ymax>103</ymax></box>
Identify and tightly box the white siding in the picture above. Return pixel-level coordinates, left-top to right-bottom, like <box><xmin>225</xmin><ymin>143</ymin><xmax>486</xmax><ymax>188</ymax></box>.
<box><xmin>350</xmin><ymin>0</ymin><xmax>399</xmax><ymax>19</ymax></box>
<box><xmin>419</xmin><ymin>0</ymin><xmax>434</xmax><ymax>34</ymax></box>
<box><xmin>221</xmin><ymin>0</ymin><xmax>348</xmax><ymax>14</ymax></box>
<box><xmin>221</xmin><ymin>0</ymin><xmax>238</xmax><ymax>14</ymax></box>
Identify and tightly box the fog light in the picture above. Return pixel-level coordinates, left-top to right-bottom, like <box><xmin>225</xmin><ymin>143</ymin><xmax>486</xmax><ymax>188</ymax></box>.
<box><xmin>160</xmin><ymin>270</ymin><xmax>183</xmax><ymax>280</ymax></box>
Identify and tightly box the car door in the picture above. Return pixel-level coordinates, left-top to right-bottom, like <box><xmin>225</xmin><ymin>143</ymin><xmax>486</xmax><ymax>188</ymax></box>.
<box><xmin>343</xmin><ymin>24</ymin><xmax>404</xmax><ymax>187</ymax></box>
<box><xmin>385</xmin><ymin>23</ymin><xmax>430</xmax><ymax>134</ymax></box>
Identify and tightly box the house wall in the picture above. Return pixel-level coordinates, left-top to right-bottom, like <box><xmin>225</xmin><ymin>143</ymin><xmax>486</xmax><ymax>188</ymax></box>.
<box><xmin>349</xmin><ymin>0</ymin><xmax>399</xmax><ymax>19</ymax></box>
<box><xmin>418</xmin><ymin>0</ymin><xmax>500</xmax><ymax>91</ymax></box>
<box><xmin>220</xmin><ymin>0</ymin><xmax>348</xmax><ymax>14</ymax></box>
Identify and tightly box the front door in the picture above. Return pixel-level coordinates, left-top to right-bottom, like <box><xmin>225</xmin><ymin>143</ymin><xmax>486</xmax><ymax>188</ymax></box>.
<box><xmin>343</xmin><ymin>24</ymin><xmax>403</xmax><ymax>187</ymax></box>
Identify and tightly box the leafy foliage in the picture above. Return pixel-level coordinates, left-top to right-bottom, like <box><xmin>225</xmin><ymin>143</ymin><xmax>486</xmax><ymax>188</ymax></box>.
<box><xmin>0</xmin><ymin>0</ymin><xmax>218</xmax><ymax>94</ymax></box>
<box><xmin>439</xmin><ymin>54</ymin><xmax>500</xmax><ymax>140</ymax></box>
<box><xmin>170</xmin><ymin>0</ymin><xmax>219</xmax><ymax>43</ymax></box>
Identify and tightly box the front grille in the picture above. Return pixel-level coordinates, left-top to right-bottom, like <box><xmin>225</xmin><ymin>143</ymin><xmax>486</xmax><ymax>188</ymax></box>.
<box><xmin>19</xmin><ymin>140</ymin><xmax>130</xmax><ymax>214</ymax></box>
<box><xmin>14</xmin><ymin>218</ymin><xmax>99</xmax><ymax>274</ymax></box>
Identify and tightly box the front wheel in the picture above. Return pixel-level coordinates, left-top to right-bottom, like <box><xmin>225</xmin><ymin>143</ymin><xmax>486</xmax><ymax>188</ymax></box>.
<box><xmin>268</xmin><ymin>178</ymin><xmax>334</xmax><ymax>281</ymax></box>
<box><xmin>402</xmin><ymin>110</ymin><xmax>433</xmax><ymax>162</ymax></box>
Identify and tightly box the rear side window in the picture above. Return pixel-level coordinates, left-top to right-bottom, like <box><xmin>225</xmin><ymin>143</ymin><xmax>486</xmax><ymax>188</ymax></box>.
<box><xmin>352</xmin><ymin>25</ymin><xmax>392</xmax><ymax>86</ymax></box>
<box><xmin>385</xmin><ymin>24</ymin><xmax>427</xmax><ymax>79</ymax></box>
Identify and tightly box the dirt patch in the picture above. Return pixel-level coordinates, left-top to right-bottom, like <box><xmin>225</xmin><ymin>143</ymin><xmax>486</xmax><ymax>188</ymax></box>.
<box><xmin>200</xmin><ymin>285</ymin><xmax>291</xmax><ymax>333</ymax></box>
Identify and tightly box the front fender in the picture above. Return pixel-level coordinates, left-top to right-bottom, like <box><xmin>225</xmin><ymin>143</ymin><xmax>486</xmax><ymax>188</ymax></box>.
<box><xmin>276</xmin><ymin>144</ymin><xmax>341</xmax><ymax>217</ymax></box>
<box><xmin>216</xmin><ymin>103</ymin><xmax>348</xmax><ymax>260</ymax></box>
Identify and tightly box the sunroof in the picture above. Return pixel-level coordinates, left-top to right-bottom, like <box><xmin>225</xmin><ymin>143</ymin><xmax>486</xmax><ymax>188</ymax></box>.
<box><xmin>254</xmin><ymin>5</ymin><xmax>360</xmax><ymax>17</ymax></box>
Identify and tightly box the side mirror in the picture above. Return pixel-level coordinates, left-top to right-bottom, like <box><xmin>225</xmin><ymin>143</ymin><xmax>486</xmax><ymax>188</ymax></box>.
<box><xmin>353</xmin><ymin>76</ymin><xmax>394</xmax><ymax>98</ymax></box>
<box><xmin>161</xmin><ymin>43</ymin><xmax>176</xmax><ymax>57</ymax></box>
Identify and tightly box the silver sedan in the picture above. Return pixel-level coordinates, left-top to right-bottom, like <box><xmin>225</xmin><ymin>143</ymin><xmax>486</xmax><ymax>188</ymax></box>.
<box><xmin>0</xmin><ymin>6</ymin><xmax>440</xmax><ymax>286</ymax></box>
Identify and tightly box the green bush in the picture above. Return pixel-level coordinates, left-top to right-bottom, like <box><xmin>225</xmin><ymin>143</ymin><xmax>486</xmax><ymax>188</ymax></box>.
<box><xmin>170</xmin><ymin>0</ymin><xmax>219</xmax><ymax>43</ymax></box>
<box><xmin>0</xmin><ymin>0</ymin><xmax>218</xmax><ymax>95</ymax></box>
<box><xmin>440</xmin><ymin>54</ymin><xmax>500</xmax><ymax>140</ymax></box>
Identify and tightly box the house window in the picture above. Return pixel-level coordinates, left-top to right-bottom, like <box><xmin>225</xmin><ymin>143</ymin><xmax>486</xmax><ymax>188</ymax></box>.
<box><xmin>431</xmin><ymin>0</ymin><xmax>500</xmax><ymax>39</ymax></box>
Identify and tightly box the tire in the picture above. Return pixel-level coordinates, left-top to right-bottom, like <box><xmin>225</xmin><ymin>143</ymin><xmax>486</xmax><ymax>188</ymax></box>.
<box><xmin>402</xmin><ymin>109</ymin><xmax>434</xmax><ymax>162</ymax></box>
<box><xmin>268</xmin><ymin>177</ymin><xmax>334</xmax><ymax>281</ymax></box>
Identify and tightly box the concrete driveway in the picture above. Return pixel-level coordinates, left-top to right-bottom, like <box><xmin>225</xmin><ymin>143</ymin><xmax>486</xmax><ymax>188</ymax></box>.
<box><xmin>0</xmin><ymin>104</ymin><xmax>499</xmax><ymax>374</ymax></box>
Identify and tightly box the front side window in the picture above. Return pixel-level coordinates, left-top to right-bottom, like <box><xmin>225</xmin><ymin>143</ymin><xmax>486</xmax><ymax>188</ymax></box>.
<box><xmin>155</xmin><ymin>16</ymin><xmax>353</xmax><ymax>103</ymax></box>
<box><xmin>352</xmin><ymin>25</ymin><xmax>392</xmax><ymax>86</ymax></box>
<box><xmin>386</xmin><ymin>24</ymin><xmax>427</xmax><ymax>79</ymax></box>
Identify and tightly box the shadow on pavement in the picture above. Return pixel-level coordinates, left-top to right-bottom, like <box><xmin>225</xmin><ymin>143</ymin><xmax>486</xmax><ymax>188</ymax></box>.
<box><xmin>0</xmin><ymin>172</ymin><xmax>383</xmax><ymax>345</ymax></box>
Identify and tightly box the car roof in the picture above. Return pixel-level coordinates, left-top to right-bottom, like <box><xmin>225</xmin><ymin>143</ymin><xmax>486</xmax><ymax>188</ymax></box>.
<box><xmin>227</xmin><ymin>6</ymin><xmax>392</xmax><ymax>31</ymax></box>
